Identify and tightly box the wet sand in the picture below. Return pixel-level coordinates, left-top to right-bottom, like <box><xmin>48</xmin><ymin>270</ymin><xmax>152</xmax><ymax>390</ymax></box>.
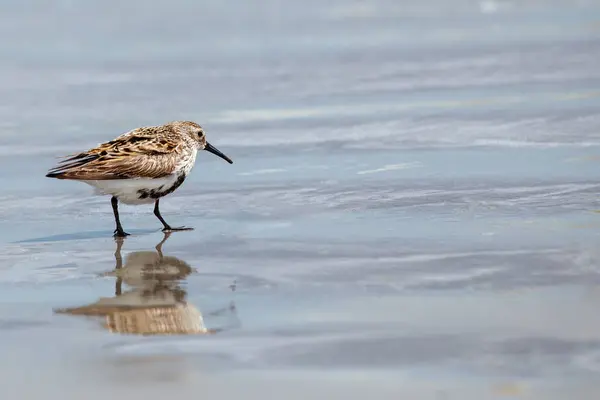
<box><xmin>2</xmin><ymin>0</ymin><xmax>600</xmax><ymax>399</ymax></box>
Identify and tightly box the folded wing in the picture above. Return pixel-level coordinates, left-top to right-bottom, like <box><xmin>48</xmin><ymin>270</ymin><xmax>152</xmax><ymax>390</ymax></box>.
<box><xmin>46</xmin><ymin>132</ymin><xmax>185</xmax><ymax>180</ymax></box>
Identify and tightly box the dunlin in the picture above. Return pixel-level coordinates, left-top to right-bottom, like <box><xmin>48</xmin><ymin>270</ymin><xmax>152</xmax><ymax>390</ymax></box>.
<box><xmin>46</xmin><ymin>121</ymin><xmax>233</xmax><ymax>237</ymax></box>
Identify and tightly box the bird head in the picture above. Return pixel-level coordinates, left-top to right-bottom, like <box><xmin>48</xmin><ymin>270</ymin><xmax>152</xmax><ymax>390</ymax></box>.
<box><xmin>174</xmin><ymin>121</ymin><xmax>233</xmax><ymax>164</ymax></box>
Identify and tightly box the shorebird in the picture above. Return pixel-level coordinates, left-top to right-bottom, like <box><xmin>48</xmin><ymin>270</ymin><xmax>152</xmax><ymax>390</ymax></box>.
<box><xmin>46</xmin><ymin>121</ymin><xmax>233</xmax><ymax>237</ymax></box>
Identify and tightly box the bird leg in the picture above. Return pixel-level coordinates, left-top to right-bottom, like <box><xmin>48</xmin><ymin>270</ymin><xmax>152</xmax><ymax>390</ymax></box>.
<box><xmin>111</xmin><ymin>196</ymin><xmax>130</xmax><ymax>237</ymax></box>
<box><xmin>153</xmin><ymin>199</ymin><xmax>193</xmax><ymax>232</ymax></box>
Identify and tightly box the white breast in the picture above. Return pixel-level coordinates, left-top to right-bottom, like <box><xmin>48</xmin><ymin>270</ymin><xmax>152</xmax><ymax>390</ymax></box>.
<box><xmin>83</xmin><ymin>149</ymin><xmax>198</xmax><ymax>205</ymax></box>
<box><xmin>178</xmin><ymin>149</ymin><xmax>198</xmax><ymax>175</ymax></box>
<box><xmin>83</xmin><ymin>174</ymin><xmax>181</xmax><ymax>205</ymax></box>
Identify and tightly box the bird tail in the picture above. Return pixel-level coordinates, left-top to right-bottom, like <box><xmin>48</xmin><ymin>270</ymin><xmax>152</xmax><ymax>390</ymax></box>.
<box><xmin>46</xmin><ymin>153</ymin><xmax>100</xmax><ymax>179</ymax></box>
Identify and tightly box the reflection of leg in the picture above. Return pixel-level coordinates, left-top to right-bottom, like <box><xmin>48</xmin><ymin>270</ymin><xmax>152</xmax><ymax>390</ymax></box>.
<box><xmin>207</xmin><ymin>301</ymin><xmax>237</xmax><ymax>317</ymax></box>
<box><xmin>115</xmin><ymin>277</ymin><xmax>122</xmax><ymax>296</ymax></box>
<box><xmin>114</xmin><ymin>237</ymin><xmax>124</xmax><ymax>269</ymax></box>
<box><xmin>114</xmin><ymin>237</ymin><xmax>124</xmax><ymax>296</ymax></box>
<box><xmin>207</xmin><ymin>301</ymin><xmax>241</xmax><ymax>332</ymax></box>
<box><xmin>155</xmin><ymin>231</ymin><xmax>172</xmax><ymax>259</ymax></box>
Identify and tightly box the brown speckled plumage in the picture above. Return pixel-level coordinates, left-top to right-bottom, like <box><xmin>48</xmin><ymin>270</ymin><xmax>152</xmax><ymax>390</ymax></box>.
<box><xmin>47</xmin><ymin>121</ymin><xmax>205</xmax><ymax>180</ymax></box>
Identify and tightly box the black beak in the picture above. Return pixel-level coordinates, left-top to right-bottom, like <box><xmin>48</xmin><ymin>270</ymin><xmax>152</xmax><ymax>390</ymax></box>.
<box><xmin>204</xmin><ymin>142</ymin><xmax>233</xmax><ymax>164</ymax></box>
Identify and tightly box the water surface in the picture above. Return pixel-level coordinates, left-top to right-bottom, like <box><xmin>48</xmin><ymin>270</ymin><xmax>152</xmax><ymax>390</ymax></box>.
<box><xmin>1</xmin><ymin>0</ymin><xmax>600</xmax><ymax>399</ymax></box>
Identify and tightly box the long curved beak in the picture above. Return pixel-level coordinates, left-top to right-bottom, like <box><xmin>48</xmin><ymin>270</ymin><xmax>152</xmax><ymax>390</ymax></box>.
<box><xmin>204</xmin><ymin>142</ymin><xmax>233</xmax><ymax>164</ymax></box>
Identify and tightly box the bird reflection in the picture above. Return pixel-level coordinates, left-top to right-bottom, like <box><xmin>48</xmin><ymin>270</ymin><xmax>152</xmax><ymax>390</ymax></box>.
<box><xmin>55</xmin><ymin>233</ymin><xmax>238</xmax><ymax>335</ymax></box>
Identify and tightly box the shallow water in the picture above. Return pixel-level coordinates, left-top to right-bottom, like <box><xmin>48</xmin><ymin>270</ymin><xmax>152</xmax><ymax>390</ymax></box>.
<box><xmin>2</xmin><ymin>0</ymin><xmax>600</xmax><ymax>398</ymax></box>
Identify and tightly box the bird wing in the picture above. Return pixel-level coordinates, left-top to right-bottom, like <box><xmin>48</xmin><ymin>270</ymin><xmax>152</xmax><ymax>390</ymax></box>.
<box><xmin>46</xmin><ymin>128</ymin><xmax>187</xmax><ymax>180</ymax></box>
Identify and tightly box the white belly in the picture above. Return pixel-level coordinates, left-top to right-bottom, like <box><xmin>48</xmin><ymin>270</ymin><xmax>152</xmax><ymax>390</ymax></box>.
<box><xmin>83</xmin><ymin>175</ymin><xmax>180</xmax><ymax>205</ymax></box>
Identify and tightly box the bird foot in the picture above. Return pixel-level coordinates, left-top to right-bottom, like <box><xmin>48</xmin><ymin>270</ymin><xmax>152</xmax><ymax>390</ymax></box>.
<box><xmin>162</xmin><ymin>226</ymin><xmax>194</xmax><ymax>232</ymax></box>
<box><xmin>113</xmin><ymin>229</ymin><xmax>130</xmax><ymax>237</ymax></box>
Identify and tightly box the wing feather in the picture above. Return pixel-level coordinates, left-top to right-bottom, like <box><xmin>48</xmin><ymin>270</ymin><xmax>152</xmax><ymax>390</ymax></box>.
<box><xmin>46</xmin><ymin>126</ymin><xmax>187</xmax><ymax>180</ymax></box>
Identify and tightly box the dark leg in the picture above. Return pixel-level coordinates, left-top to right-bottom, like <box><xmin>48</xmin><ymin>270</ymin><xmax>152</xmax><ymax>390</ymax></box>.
<box><xmin>153</xmin><ymin>199</ymin><xmax>193</xmax><ymax>232</ymax></box>
<box><xmin>111</xmin><ymin>196</ymin><xmax>130</xmax><ymax>237</ymax></box>
<box><xmin>153</xmin><ymin>199</ymin><xmax>171</xmax><ymax>230</ymax></box>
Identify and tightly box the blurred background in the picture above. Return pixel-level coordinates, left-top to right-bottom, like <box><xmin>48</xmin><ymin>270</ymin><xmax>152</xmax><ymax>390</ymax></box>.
<box><xmin>1</xmin><ymin>1</ymin><xmax>600</xmax><ymax>399</ymax></box>
<box><xmin>2</xmin><ymin>0</ymin><xmax>599</xmax><ymax>154</ymax></box>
